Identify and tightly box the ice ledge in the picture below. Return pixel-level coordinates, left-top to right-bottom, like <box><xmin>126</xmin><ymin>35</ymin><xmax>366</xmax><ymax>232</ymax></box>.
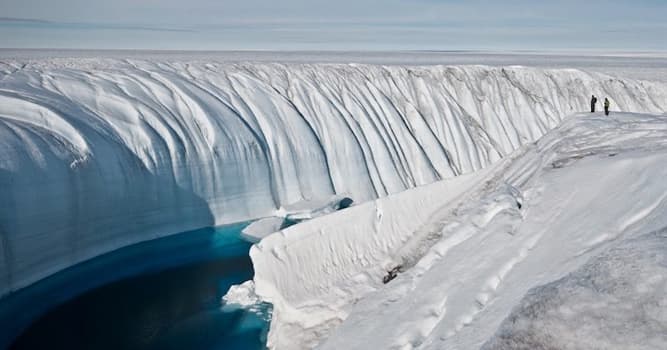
<box><xmin>241</xmin><ymin>195</ymin><xmax>354</xmax><ymax>242</ymax></box>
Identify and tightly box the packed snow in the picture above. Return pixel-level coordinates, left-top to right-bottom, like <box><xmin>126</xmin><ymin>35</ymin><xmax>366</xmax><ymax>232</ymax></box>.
<box><xmin>483</xmin><ymin>229</ymin><xmax>667</xmax><ymax>350</ymax></box>
<box><xmin>250</xmin><ymin>112</ymin><xmax>667</xmax><ymax>349</ymax></box>
<box><xmin>5</xmin><ymin>57</ymin><xmax>666</xmax><ymax>295</ymax></box>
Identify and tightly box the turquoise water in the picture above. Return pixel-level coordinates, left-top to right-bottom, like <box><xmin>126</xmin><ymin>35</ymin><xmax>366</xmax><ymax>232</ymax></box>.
<box><xmin>0</xmin><ymin>223</ymin><xmax>271</xmax><ymax>350</ymax></box>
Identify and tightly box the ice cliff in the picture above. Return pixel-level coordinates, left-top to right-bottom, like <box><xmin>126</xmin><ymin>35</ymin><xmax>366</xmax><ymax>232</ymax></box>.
<box><xmin>1</xmin><ymin>59</ymin><xmax>666</xmax><ymax>294</ymax></box>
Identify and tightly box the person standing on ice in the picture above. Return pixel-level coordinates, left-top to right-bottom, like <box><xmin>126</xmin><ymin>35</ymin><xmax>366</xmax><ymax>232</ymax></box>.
<box><xmin>590</xmin><ymin>95</ymin><xmax>598</xmax><ymax>112</ymax></box>
<box><xmin>604</xmin><ymin>98</ymin><xmax>611</xmax><ymax>116</ymax></box>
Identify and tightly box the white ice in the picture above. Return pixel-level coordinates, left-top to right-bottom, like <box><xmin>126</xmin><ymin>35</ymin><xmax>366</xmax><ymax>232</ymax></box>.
<box><xmin>1</xmin><ymin>55</ymin><xmax>666</xmax><ymax>300</ymax></box>
<box><xmin>2</xmin><ymin>52</ymin><xmax>667</xmax><ymax>348</ymax></box>
<box><xmin>483</xmin><ymin>229</ymin><xmax>667</xmax><ymax>350</ymax></box>
<box><xmin>241</xmin><ymin>217</ymin><xmax>289</xmax><ymax>243</ymax></box>
<box><xmin>250</xmin><ymin>112</ymin><xmax>667</xmax><ymax>350</ymax></box>
<box><xmin>242</xmin><ymin>195</ymin><xmax>354</xmax><ymax>242</ymax></box>
<box><xmin>222</xmin><ymin>280</ymin><xmax>261</xmax><ymax>309</ymax></box>
<box><xmin>277</xmin><ymin>195</ymin><xmax>353</xmax><ymax>221</ymax></box>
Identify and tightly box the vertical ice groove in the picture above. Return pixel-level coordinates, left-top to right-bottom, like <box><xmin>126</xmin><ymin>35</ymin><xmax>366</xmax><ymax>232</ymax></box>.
<box><xmin>1</xmin><ymin>61</ymin><xmax>667</xmax><ymax>295</ymax></box>
<box><xmin>302</xmin><ymin>77</ymin><xmax>382</xmax><ymax>198</ymax></box>
<box><xmin>264</xmin><ymin>75</ymin><xmax>337</xmax><ymax>195</ymax></box>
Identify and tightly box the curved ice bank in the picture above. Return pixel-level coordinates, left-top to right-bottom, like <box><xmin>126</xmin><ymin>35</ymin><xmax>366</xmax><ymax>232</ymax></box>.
<box><xmin>2</xmin><ymin>60</ymin><xmax>667</xmax><ymax>294</ymax></box>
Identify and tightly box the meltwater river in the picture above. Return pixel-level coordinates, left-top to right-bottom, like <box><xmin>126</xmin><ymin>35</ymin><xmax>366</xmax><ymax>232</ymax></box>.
<box><xmin>0</xmin><ymin>223</ymin><xmax>270</xmax><ymax>350</ymax></box>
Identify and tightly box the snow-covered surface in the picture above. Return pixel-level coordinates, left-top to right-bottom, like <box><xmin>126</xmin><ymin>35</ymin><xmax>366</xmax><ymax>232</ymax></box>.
<box><xmin>251</xmin><ymin>166</ymin><xmax>491</xmax><ymax>349</ymax></box>
<box><xmin>2</xmin><ymin>55</ymin><xmax>667</xmax><ymax>295</ymax></box>
<box><xmin>250</xmin><ymin>112</ymin><xmax>667</xmax><ymax>349</ymax></box>
<box><xmin>2</xmin><ymin>50</ymin><xmax>667</xmax><ymax>81</ymax></box>
<box><xmin>483</xmin><ymin>229</ymin><xmax>667</xmax><ymax>350</ymax></box>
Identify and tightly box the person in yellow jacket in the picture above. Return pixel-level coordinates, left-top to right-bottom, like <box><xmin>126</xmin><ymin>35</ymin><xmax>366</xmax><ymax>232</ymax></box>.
<box><xmin>604</xmin><ymin>98</ymin><xmax>610</xmax><ymax>116</ymax></box>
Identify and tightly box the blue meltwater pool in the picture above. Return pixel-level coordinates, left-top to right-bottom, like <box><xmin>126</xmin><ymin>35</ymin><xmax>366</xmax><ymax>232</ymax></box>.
<box><xmin>0</xmin><ymin>222</ymin><xmax>271</xmax><ymax>350</ymax></box>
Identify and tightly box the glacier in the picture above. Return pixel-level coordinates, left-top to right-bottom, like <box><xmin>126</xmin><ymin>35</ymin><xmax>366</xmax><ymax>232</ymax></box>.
<box><xmin>483</xmin><ymin>229</ymin><xmax>667</xmax><ymax>350</ymax></box>
<box><xmin>2</xmin><ymin>58</ymin><xmax>667</xmax><ymax>298</ymax></box>
<box><xmin>250</xmin><ymin>112</ymin><xmax>667</xmax><ymax>350</ymax></box>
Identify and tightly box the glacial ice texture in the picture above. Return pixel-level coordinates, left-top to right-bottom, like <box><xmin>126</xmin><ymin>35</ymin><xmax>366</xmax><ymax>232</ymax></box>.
<box><xmin>483</xmin><ymin>230</ymin><xmax>667</xmax><ymax>350</ymax></box>
<box><xmin>2</xmin><ymin>60</ymin><xmax>667</xmax><ymax>294</ymax></box>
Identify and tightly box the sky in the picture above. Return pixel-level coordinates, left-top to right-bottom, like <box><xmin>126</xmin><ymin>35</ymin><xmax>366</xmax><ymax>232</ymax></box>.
<box><xmin>0</xmin><ymin>0</ymin><xmax>665</xmax><ymax>51</ymax></box>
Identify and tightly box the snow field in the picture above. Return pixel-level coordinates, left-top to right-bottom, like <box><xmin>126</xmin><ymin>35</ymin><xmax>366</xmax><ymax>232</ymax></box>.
<box><xmin>250</xmin><ymin>113</ymin><xmax>667</xmax><ymax>349</ymax></box>
<box><xmin>483</xmin><ymin>229</ymin><xmax>667</xmax><ymax>350</ymax></box>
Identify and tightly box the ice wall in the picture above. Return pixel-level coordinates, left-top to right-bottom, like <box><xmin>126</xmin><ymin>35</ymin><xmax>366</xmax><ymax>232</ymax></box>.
<box><xmin>1</xmin><ymin>60</ymin><xmax>666</xmax><ymax>294</ymax></box>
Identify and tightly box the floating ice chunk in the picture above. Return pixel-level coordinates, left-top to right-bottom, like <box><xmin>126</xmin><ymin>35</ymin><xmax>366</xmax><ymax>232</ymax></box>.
<box><xmin>222</xmin><ymin>281</ymin><xmax>260</xmax><ymax>309</ymax></box>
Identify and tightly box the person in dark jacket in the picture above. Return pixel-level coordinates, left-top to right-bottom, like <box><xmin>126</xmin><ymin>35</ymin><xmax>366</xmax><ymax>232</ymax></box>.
<box><xmin>590</xmin><ymin>95</ymin><xmax>598</xmax><ymax>113</ymax></box>
<box><xmin>604</xmin><ymin>98</ymin><xmax>610</xmax><ymax>116</ymax></box>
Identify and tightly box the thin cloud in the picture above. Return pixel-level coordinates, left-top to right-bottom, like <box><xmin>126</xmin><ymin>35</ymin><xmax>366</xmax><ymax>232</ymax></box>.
<box><xmin>0</xmin><ymin>16</ymin><xmax>195</xmax><ymax>33</ymax></box>
<box><xmin>0</xmin><ymin>17</ymin><xmax>53</xmax><ymax>24</ymax></box>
